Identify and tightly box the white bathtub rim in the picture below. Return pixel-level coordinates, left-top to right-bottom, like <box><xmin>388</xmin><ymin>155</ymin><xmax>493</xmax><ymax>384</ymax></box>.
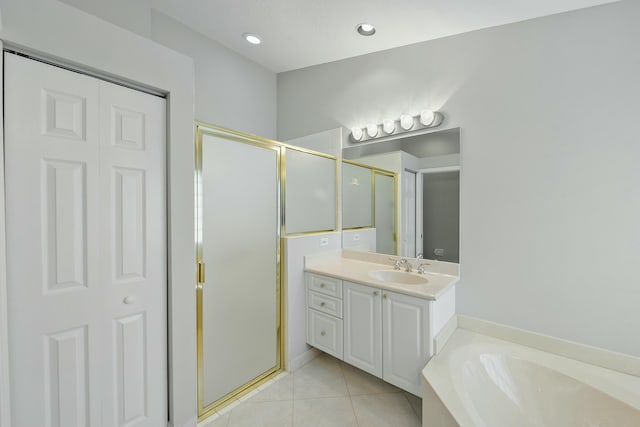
<box><xmin>458</xmin><ymin>315</ymin><xmax>640</xmax><ymax>377</ymax></box>
<box><xmin>422</xmin><ymin>329</ymin><xmax>640</xmax><ymax>427</ymax></box>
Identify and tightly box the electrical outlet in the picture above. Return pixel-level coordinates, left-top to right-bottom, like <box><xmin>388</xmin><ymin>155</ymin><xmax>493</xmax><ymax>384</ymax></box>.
<box><xmin>320</xmin><ymin>237</ymin><xmax>329</xmax><ymax>246</ymax></box>
<box><xmin>353</xmin><ymin>234</ymin><xmax>360</xmax><ymax>241</ymax></box>
<box><xmin>434</xmin><ymin>248</ymin><xmax>445</xmax><ymax>256</ymax></box>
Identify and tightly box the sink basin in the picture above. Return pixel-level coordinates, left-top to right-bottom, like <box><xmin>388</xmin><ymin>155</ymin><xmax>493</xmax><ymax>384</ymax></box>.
<box><xmin>368</xmin><ymin>270</ymin><xmax>429</xmax><ymax>285</ymax></box>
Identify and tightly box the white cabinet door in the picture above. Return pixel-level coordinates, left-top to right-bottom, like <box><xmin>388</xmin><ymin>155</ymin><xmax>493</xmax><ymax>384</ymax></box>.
<box><xmin>343</xmin><ymin>282</ymin><xmax>382</xmax><ymax>377</ymax></box>
<box><xmin>4</xmin><ymin>53</ymin><xmax>167</xmax><ymax>426</ymax></box>
<box><xmin>382</xmin><ymin>290</ymin><xmax>431</xmax><ymax>396</ymax></box>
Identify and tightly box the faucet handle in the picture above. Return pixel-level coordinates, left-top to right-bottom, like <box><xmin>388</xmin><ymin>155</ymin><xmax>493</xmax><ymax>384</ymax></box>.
<box><xmin>389</xmin><ymin>257</ymin><xmax>403</xmax><ymax>270</ymax></box>
<box><xmin>416</xmin><ymin>252</ymin><xmax>423</xmax><ymax>259</ymax></box>
<box><xmin>417</xmin><ymin>263</ymin><xmax>428</xmax><ymax>274</ymax></box>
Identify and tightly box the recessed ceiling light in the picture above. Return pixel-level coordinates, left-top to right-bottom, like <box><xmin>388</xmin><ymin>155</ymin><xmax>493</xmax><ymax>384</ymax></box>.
<box><xmin>356</xmin><ymin>23</ymin><xmax>376</xmax><ymax>36</ymax></box>
<box><xmin>243</xmin><ymin>33</ymin><xmax>262</xmax><ymax>45</ymax></box>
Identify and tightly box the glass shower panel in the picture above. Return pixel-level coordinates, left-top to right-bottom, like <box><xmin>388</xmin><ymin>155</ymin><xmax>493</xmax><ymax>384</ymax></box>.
<box><xmin>284</xmin><ymin>149</ymin><xmax>336</xmax><ymax>234</ymax></box>
<box><xmin>374</xmin><ymin>172</ymin><xmax>397</xmax><ymax>255</ymax></box>
<box><xmin>342</xmin><ymin>162</ymin><xmax>373</xmax><ymax>229</ymax></box>
<box><xmin>200</xmin><ymin>134</ymin><xmax>279</xmax><ymax>408</ymax></box>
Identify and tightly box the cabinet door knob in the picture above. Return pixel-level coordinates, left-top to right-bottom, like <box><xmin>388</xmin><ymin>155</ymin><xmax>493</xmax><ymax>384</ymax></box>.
<box><xmin>123</xmin><ymin>295</ymin><xmax>135</xmax><ymax>304</ymax></box>
<box><xmin>320</xmin><ymin>302</ymin><xmax>326</xmax><ymax>307</ymax></box>
<box><xmin>320</xmin><ymin>331</ymin><xmax>326</xmax><ymax>336</ymax></box>
<box><xmin>373</xmin><ymin>291</ymin><xmax>379</xmax><ymax>296</ymax></box>
<box><xmin>383</xmin><ymin>294</ymin><xmax>388</xmax><ymax>299</ymax></box>
<box><xmin>320</xmin><ymin>283</ymin><xmax>326</xmax><ymax>288</ymax></box>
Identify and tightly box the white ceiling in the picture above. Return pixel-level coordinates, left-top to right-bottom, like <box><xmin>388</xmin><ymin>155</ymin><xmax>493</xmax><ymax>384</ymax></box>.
<box><xmin>150</xmin><ymin>0</ymin><xmax>619</xmax><ymax>73</ymax></box>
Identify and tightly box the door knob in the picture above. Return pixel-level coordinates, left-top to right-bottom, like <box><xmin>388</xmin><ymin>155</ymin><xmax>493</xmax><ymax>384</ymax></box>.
<box><xmin>123</xmin><ymin>295</ymin><xmax>136</xmax><ymax>304</ymax></box>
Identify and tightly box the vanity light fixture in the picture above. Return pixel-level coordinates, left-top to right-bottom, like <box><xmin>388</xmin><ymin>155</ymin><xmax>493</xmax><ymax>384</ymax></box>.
<box><xmin>400</xmin><ymin>114</ymin><xmax>414</xmax><ymax>131</ymax></box>
<box><xmin>349</xmin><ymin>110</ymin><xmax>444</xmax><ymax>143</ymax></box>
<box><xmin>351</xmin><ymin>127</ymin><xmax>364</xmax><ymax>141</ymax></box>
<box><xmin>366</xmin><ymin>123</ymin><xmax>379</xmax><ymax>138</ymax></box>
<box><xmin>420</xmin><ymin>110</ymin><xmax>436</xmax><ymax>126</ymax></box>
<box><xmin>356</xmin><ymin>23</ymin><xmax>376</xmax><ymax>36</ymax></box>
<box><xmin>382</xmin><ymin>119</ymin><xmax>395</xmax><ymax>134</ymax></box>
<box><xmin>243</xmin><ymin>33</ymin><xmax>262</xmax><ymax>45</ymax></box>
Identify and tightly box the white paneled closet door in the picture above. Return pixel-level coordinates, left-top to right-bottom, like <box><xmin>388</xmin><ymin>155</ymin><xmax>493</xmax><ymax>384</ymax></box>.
<box><xmin>4</xmin><ymin>53</ymin><xmax>167</xmax><ymax>426</ymax></box>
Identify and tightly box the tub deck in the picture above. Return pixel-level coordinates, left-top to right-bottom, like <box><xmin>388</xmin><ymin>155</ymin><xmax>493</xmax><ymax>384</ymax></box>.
<box><xmin>422</xmin><ymin>329</ymin><xmax>640</xmax><ymax>427</ymax></box>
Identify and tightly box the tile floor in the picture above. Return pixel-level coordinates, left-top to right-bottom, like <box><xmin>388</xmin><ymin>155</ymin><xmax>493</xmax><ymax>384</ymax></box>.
<box><xmin>200</xmin><ymin>353</ymin><xmax>422</xmax><ymax>427</ymax></box>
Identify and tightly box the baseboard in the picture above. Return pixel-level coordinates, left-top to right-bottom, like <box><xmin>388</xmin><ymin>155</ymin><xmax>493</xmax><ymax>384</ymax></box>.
<box><xmin>434</xmin><ymin>315</ymin><xmax>457</xmax><ymax>355</ymax></box>
<box><xmin>288</xmin><ymin>347</ymin><xmax>321</xmax><ymax>372</ymax></box>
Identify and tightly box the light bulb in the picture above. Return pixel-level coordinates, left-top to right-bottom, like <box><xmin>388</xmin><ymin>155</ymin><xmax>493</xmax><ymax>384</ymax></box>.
<box><xmin>400</xmin><ymin>114</ymin><xmax>414</xmax><ymax>131</ymax></box>
<box><xmin>351</xmin><ymin>127</ymin><xmax>364</xmax><ymax>141</ymax></box>
<box><xmin>366</xmin><ymin>123</ymin><xmax>379</xmax><ymax>138</ymax></box>
<box><xmin>420</xmin><ymin>110</ymin><xmax>435</xmax><ymax>126</ymax></box>
<box><xmin>382</xmin><ymin>119</ymin><xmax>395</xmax><ymax>134</ymax></box>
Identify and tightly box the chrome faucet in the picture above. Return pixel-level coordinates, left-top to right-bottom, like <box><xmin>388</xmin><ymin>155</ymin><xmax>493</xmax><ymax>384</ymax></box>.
<box><xmin>416</xmin><ymin>252</ymin><xmax>423</xmax><ymax>259</ymax></box>
<box><xmin>400</xmin><ymin>258</ymin><xmax>412</xmax><ymax>273</ymax></box>
<box><xmin>417</xmin><ymin>263</ymin><xmax>428</xmax><ymax>274</ymax></box>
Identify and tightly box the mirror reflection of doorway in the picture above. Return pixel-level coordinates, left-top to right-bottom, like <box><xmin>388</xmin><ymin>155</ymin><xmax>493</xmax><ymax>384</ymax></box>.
<box><xmin>373</xmin><ymin>171</ymin><xmax>397</xmax><ymax>256</ymax></box>
<box><xmin>416</xmin><ymin>168</ymin><xmax>460</xmax><ymax>263</ymax></box>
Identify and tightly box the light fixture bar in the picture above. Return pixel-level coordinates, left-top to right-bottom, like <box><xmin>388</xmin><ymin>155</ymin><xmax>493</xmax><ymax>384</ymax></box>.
<box><xmin>350</xmin><ymin>110</ymin><xmax>444</xmax><ymax>143</ymax></box>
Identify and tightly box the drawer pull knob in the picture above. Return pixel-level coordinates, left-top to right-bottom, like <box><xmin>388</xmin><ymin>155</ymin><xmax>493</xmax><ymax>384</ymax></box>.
<box><xmin>320</xmin><ymin>302</ymin><xmax>326</xmax><ymax>307</ymax></box>
<box><xmin>320</xmin><ymin>283</ymin><xmax>326</xmax><ymax>288</ymax></box>
<box><xmin>373</xmin><ymin>291</ymin><xmax>378</xmax><ymax>296</ymax></box>
<box><xmin>320</xmin><ymin>331</ymin><xmax>326</xmax><ymax>336</ymax></box>
<box><xmin>383</xmin><ymin>294</ymin><xmax>388</xmax><ymax>299</ymax></box>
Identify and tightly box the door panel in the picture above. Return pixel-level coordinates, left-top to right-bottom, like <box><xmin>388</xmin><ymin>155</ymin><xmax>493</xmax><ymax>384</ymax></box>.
<box><xmin>4</xmin><ymin>53</ymin><xmax>166</xmax><ymax>426</ymax></box>
<box><xmin>200</xmin><ymin>134</ymin><xmax>279</xmax><ymax>408</ymax></box>
<box><xmin>99</xmin><ymin>80</ymin><xmax>166</xmax><ymax>427</ymax></box>
<box><xmin>45</xmin><ymin>326</ymin><xmax>89</xmax><ymax>427</ymax></box>
<box><xmin>401</xmin><ymin>170</ymin><xmax>416</xmax><ymax>257</ymax></box>
<box><xmin>374</xmin><ymin>173</ymin><xmax>396</xmax><ymax>255</ymax></box>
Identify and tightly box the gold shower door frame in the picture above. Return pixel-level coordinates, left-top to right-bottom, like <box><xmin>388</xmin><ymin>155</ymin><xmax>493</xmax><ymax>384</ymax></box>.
<box><xmin>195</xmin><ymin>122</ymin><xmax>285</xmax><ymax>421</ymax></box>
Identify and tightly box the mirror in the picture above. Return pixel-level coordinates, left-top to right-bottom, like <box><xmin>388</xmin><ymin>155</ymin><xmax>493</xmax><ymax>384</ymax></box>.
<box><xmin>342</xmin><ymin>128</ymin><xmax>460</xmax><ymax>262</ymax></box>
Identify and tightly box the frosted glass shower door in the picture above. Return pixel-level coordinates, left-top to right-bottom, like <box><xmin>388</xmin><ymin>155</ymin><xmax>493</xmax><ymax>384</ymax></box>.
<box><xmin>198</xmin><ymin>132</ymin><xmax>280</xmax><ymax>411</ymax></box>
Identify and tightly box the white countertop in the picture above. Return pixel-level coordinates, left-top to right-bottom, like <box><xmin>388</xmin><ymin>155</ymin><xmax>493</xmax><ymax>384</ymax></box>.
<box><xmin>304</xmin><ymin>254</ymin><xmax>459</xmax><ymax>300</ymax></box>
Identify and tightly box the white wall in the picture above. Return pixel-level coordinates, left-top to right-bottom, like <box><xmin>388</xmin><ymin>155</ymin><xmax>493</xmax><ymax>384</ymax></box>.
<box><xmin>278</xmin><ymin>0</ymin><xmax>640</xmax><ymax>356</ymax></box>
<box><xmin>0</xmin><ymin>0</ymin><xmax>197</xmax><ymax>425</ymax></box>
<box><xmin>284</xmin><ymin>233</ymin><xmax>341</xmax><ymax>369</ymax></box>
<box><xmin>56</xmin><ymin>3</ymin><xmax>278</xmax><ymax>139</ymax></box>
<box><xmin>58</xmin><ymin>0</ymin><xmax>151</xmax><ymax>37</ymax></box>
<box><xmin>150</xmin><ymin>11</ymin><xmax>277</xmax><ymax>138</ymax></box>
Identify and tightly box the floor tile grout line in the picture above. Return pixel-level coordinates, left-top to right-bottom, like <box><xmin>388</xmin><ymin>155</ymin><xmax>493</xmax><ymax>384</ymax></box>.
<box><xmin>339</xmin><ymin>358</ymin><xmax>361</xmax><ymax>426</ymax></box>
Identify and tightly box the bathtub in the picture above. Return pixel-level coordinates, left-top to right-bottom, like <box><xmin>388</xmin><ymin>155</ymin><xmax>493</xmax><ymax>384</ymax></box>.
<box><xmin>422</xmin><ymin>329</ymin><xmax>640</xmax><ymax>427</ymax></box>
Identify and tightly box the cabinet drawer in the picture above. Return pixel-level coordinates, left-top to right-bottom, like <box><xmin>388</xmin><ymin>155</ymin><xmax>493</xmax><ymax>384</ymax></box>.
<box><xmin>307</xmin><ymin>291</ymin><xmax>343</xmax><ymax>318</ymax></box>
<box><xmin>307</xmin><ymin>274</ymin><xmax>342</xmax><ymax>298</ymax></box>
<box><xmin>307</xmin><ymin>309</ymin><xmax>343</xmax><ymax>359</ymax></box>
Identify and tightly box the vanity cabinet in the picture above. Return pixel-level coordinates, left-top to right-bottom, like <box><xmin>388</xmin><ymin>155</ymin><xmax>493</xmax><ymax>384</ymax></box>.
<box><xmin>307</xmin><ymin>273</ymin><xmax>433</xmax><ymax>396</ymax></box>
<box><xmin>306</xmin><ymin>274</ymin><xmax>343</xmax><ymax>358</ymax></box>
<box><xmin>343</xmin><ymin>281</ymin><xmax>431</xmax><ymax>396</ymax></box>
